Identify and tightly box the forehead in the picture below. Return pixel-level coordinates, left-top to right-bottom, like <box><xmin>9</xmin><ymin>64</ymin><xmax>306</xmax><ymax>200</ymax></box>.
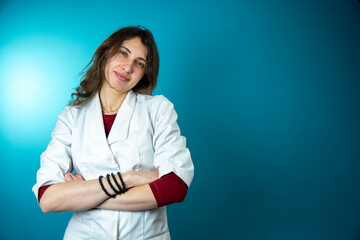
<box><xmin>121</xmin><ymin>37</ymin><xmax>148</xmax><ymax>59</ymax></box>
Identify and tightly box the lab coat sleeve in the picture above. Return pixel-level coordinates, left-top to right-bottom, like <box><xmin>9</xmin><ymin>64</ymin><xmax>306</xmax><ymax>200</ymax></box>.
<box><xmin>152</xmin><ymin>96</ymin><xmax>194</xmax><ymax>188</ymax></box>
<box><xmin>32</xmin><ymin>106</ymin><xmax>73</xmax><ymax>202</ymax></box>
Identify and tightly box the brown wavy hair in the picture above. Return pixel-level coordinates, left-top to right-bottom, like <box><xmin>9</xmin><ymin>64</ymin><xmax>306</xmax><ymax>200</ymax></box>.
<box><xmin>70</xmin><ymin>26</ymin><xmax>160</xmax><ymax>106</ymax></box>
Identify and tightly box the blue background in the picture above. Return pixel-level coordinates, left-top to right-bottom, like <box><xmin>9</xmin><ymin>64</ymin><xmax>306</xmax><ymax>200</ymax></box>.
<box><xmin>1</xmin><ymin>0</ymin><xmax>360</xmax><ymax>239</ymax></box>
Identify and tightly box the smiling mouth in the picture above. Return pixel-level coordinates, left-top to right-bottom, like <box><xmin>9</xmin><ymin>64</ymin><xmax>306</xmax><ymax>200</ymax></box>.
<box><xmin>115</xmin><ymin>71</ymin><xmax>129</xmax><ymax>82</ymax></box>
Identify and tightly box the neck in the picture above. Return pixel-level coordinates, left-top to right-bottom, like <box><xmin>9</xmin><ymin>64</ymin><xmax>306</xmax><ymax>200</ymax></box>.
<box><xmin>99</xmin><ymin>87</ymin><xmax>128</xmax><ymax>114</ymax></box>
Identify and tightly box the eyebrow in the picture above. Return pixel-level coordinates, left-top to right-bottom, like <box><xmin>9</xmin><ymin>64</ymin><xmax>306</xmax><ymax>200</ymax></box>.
<box><xmin>120</xmin><ymin>46</ymin><xmax>147</xmax><ymax>63</ymax></box>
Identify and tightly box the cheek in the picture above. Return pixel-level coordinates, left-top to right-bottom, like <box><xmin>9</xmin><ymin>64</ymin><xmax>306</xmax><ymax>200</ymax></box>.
<box><xmin>104</xmin><ymin>64</ymin><xmax>111</xmax><ymax>80</ymax></box>
<box><xmin>135</xmin><ymin>70</ymin><xmax>146</xmax><ymax>81</ymax></box>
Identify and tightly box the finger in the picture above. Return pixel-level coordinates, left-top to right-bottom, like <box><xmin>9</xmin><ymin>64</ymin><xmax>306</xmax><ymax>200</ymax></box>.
<box><xmin>74</xmin><ymin>174</ymin><xmax>85</xmax><ymax>181</ymax></box>
<box><xmin>64</xmin><ymin>173</ymin><xmax>74</xmax><ymax>182</ymax></box>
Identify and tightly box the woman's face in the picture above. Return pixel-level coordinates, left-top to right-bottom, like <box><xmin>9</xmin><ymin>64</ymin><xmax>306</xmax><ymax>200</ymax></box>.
<box><xmin>103</xmin><ymin>37</ymin><xmax>148</xmax><ymax>94</ymax></box>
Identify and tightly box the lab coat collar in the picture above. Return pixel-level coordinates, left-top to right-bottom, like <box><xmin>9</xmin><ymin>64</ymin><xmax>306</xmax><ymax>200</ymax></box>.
<box><xmin>87</xmin><ymin>90</ymin><xmax>137</xmax><ymax>145</ymax></box>
<box><xmin>108</xmin><ymin>90</ymin><xmax>137</xmax><ymax>144</ymax></box>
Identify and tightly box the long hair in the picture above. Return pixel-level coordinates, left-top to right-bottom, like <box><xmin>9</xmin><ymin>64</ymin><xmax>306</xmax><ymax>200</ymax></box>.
<box><xmin>70</xmin><ymin>26</ymin><xmax>160</xmax><ymax>106</ymax></box>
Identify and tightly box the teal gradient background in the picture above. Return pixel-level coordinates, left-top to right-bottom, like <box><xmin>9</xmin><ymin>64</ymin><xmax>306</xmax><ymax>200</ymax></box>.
<box><xmin>1</xmin><ymin>0</ymin><xmax>360</xmax><ymax>239</ymax></box>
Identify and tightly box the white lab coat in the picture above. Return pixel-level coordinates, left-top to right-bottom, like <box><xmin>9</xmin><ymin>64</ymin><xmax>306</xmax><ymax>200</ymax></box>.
<box><xmin>32</xmin><ymin>90</ymin><xmax>194</xmax><ymax>240</ymax></box>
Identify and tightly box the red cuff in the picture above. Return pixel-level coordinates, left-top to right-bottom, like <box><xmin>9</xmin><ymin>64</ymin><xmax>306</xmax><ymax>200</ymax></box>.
<box><xmin>149</xmin><ymin>172</ymin><xmax>188</xmax><ymax>207</ymax></box>
<box><xmin>38</xmin><ymin>185</ymin><xmax>52</xmax><ymax>203</ymax></box>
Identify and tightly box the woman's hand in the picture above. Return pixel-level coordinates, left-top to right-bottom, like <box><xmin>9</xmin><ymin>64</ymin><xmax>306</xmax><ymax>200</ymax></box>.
<box><xmin>64</xmin><ymin>172</ymin><xmax>85</xmax><ymax>182</ymax></box>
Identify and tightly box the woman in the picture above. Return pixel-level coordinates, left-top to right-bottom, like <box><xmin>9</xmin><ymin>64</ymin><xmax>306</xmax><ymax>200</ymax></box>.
<box><xmin>32</xmin><ymin>26</ymin><xmax>194</xmax><ymax>239</ymax></box>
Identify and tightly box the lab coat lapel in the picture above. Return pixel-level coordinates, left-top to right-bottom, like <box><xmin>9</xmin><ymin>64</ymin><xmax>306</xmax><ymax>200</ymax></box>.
<box><xmin>86</xmin><ymin>92</ymin><xmax>108</xmax><ymax>148</ymax></box>
<box><xmin>107</xmin><ymin>90</ymin><xmax>137</xmax><ymax>144</ymax></box>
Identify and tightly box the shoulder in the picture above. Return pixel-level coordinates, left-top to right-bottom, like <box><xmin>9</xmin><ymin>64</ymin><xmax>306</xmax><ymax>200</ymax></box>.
<box><xmin>53</xmin><ymin>105</ymin><xmax>75</xmax><ymax>128</ymax></box>
<box><xmin>135</xmin><ymin>92</ymin><xmax>178</xmax><ymax>126</ymax></box>
<box><xmin>135</xmin><ymin>93</ymin><xmax>177</xmax><ymax>124</ymax></box>
<box><xmin>60</xmin><ymin>92</ymin><xmax>97</xmax><ymax>118</ymax></box>
<box><xmin>135</xmin><ymin>92</ymin><xmax>174</xmax><ymax>110</ymax></box>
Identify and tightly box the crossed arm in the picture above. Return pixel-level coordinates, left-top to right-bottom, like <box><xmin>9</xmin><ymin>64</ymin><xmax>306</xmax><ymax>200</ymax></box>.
<box><xmin>39</xmin><ymin>170</ymin><xmax>159</xmax><ymax>213</ymax></box>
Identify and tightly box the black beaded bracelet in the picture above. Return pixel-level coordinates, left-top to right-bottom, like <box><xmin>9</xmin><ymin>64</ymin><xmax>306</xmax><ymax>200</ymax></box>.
<box><xmin>117</xmin><ymin>172</ymin><xmax>127</xmax><ymax>193</ymax></box>
<box><xmin>99</xmin><ymin>175</ymin><xmax>116</xmax><ymax>198</ymax></box>
<box><xmin>111</xmin><ymin>173</ymin><xmax>124</xmax><ymax>194</ymax></box>
<box><xmin>107</xmin><ymin>174</ymin><xmax>121</xmax><ymax>194</ymax></box>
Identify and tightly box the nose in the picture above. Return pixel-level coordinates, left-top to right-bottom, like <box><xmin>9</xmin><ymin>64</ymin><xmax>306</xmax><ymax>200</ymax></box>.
<box><xmin>122</xmin><ymin>61</ymin><xmax>133</xmax><ymax>74</ymax></box>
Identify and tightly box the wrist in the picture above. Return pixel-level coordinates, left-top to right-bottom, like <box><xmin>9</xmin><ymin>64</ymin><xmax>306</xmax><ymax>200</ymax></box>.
<box><xmin>121</xmin><ymin>171</ymin><xmax>133</xmax><ymax>189</ymax></box>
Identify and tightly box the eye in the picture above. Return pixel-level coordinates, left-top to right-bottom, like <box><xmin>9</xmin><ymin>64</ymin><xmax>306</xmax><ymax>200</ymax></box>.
<box><xmin>136</xmin><ymin>61</ymin><xmax>145</xmax><ymax>69</ymax></box>
<box><xmin>119</xmin><ymin>50</ymin><xmax>127</xmax><ymax>56</ymax></box>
